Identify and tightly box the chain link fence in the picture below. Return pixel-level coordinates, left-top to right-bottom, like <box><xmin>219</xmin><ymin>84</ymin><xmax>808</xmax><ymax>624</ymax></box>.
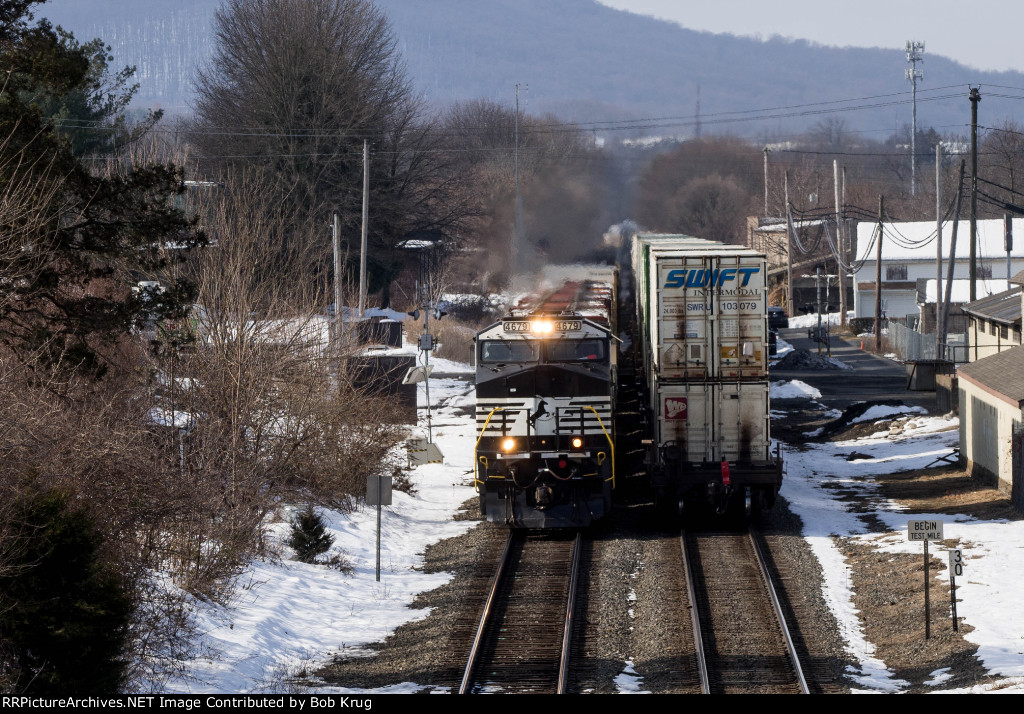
<box><xmin>886</xmin><ymin>320</ymin><xmax>969</xmax><ymax>363</ymax></box>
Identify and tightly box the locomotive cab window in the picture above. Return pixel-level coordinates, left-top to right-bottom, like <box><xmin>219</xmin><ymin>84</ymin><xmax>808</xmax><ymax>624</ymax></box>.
<box><xmin>479</xmin><ymin>340</ymin><xmax>539</xmax><ymax>363</ymax></box>
<box><xmin>546</xmin><ymin>339</ymin><xmax>606</xmax><ymax>362</ymax></box>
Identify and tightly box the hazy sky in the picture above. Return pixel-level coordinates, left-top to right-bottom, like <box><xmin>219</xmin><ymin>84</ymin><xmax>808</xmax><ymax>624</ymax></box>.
<box><xmin>599</xmin><ymin>1</ymin><xmax>1023</xmax><ymax>74</ymax></box>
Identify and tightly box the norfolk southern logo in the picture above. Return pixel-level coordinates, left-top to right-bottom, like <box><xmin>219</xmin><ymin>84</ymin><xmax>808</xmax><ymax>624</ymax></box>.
<box><xmin>664</xmin><ymin>267</ymin><xmax>760</xmax><ymax>289</ymax></box>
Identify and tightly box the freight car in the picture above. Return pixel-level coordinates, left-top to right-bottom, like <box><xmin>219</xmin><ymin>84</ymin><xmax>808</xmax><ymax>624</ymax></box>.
<box><xmin>631</xmin><ymin>233</ymin><xmax>782</xmax><ymax>518</ymax></box>
<box><xmin>473</xmin><ymin>267</ymin><xmax>618</xmax><ymax>528</ymax></box>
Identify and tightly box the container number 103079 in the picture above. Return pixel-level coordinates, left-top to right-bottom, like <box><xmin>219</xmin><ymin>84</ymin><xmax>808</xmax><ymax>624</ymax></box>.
<box><xmin>720</xmin><ymin>301</ymin><xmax>758</xmax><ymax>310</ymax></box>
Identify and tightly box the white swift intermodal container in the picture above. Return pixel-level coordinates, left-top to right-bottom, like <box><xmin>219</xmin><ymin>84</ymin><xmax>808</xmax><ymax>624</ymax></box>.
<box><xmin>630</xmin><ymin>233</ymin><xmax>781</xmax><ymax>517</ymax></box>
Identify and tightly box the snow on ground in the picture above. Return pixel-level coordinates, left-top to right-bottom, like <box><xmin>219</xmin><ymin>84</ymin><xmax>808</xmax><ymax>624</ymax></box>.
<box><xmin>850</xmin><ymin>404</ymin><xmax>927</xmax><ymax>424</ymax></box>
<box><xmin>828</xmin><ymin>356</ymin><xmax>854</xmax><ymax>370</ymax></box>
<box><xmin>614</xmin><ymin>661</ymin><xmax>650</xmax><ymax>694</ymax></box>
<box><xmin>770</xmin><ymin>379</ymin><xmax>821</xmax><ymax>399</ymax></box>
<box><xmin>771</xmin><ymin>336</ymin><xmax>794</xmax><ymax>361</ymax></box>
<box><xmin>789</xmin><ymin>310</ymin><xmax>854</xmax><ymax>329</ymax></box>
<box><xmin>782</xmin><ymin>413</ymin><xmax>1024</xmax><ymax>692</ymax></box>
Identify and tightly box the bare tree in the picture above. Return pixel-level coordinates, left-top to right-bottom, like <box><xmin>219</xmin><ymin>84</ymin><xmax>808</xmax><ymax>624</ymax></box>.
<box><xmin>437</xmin><ymin>100</ymin><xmax>611</xmax><ymax>286</ymax></box>
<box><xmin>634</xmin><ymin>139</ymin><xmax>762</xmax><ymax>241</ymax></box>
<box><xmin>190</xmin><ymin>0</ymin><xmax>472</xmax><ymax>308</ymax></box>
<box><xmin>808</xmin><ymin>117</ymin><xmax>849</xmax><ymax>153</ymax></box>
<box><xmin>666</xmin><ymin>174</ymin><xmax>753</xmax><ymax>244</ymax></box>
<box><xmin>981</xmin><ymin>120</ymin><xmax>1024</xmax><ymax>212</ymax></box>
<box><xmin>193</xmin><ymin>0</ymin><xmax>408</xmax><ymax>223</ymax></box>
<box><xmin>144</xmin><ymin>172</ymin><xmax>405</xmax><ymax>592</ymax></box>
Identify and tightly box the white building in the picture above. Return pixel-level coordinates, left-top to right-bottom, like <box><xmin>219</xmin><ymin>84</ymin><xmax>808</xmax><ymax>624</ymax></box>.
<box><xmin>853</xmin><ymin>218</ymin><xmax>1024</xmax><ymax>324</ymax></box>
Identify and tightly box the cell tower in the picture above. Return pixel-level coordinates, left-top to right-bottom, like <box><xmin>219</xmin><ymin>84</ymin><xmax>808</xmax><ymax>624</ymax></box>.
<box><xmin>906</xmin><ymin>41</ymin><xmax>925</xmax><ymax>196</ymax></box>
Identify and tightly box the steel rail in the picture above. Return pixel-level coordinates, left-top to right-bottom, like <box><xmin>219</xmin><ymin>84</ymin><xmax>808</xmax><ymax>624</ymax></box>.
<box><xmin>556</xmin><ymin>532</ymin><xmax>583</xmax><ymax>694</ymax></box>
<box><xmin>679</xmin><ymin>530</ymin><xmax>710</xmax><ymax>694</ymax></box>
<box><xmin>458</xmin><ymin>531</ymin><xmax>515</xmax><ymax>694</ymax></box>
<box><xmin>747</xmin><ymin>527</ymin><xmax>810</xmax><ymax>694</ymax></box>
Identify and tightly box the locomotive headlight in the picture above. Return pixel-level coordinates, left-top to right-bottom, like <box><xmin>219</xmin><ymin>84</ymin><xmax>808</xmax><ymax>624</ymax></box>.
<box><xmin>502</xmin><ymin>437</ymin><xmax>516</xmax><ymax>452</ymax></box>
<box><xmin>571</xmin><ymin>437</ymin><xmax>583</xmax><ymax>449</ymax></box>
<box><xmin>533</xmin><ymin>320</ymin><xmax>554</xmax><ymax>334</ymax></box>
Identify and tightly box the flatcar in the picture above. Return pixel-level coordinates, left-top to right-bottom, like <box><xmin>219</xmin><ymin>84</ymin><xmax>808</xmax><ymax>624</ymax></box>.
<box><xmin>473</xmin><ymin>268</ymin><xmax>617</xmax><ymax>528</ymax></box>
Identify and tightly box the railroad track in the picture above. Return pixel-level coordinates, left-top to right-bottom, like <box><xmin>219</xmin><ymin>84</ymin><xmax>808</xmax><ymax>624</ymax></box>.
<box><xmin>682</xmin><ymin>527</ymin><xmax>809</xmax><ymax>694</ymax></box>
<box><xmin>459</xmin><ymin>530</ymin><xmax>583</xmax><ymax>694</ymax></box>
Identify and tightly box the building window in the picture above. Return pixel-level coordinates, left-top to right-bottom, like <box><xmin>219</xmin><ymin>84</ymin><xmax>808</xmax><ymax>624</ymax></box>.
<box><xmin>886</xmin><ymin>264</ymin><xmax>908</xmax><ymax>280</ymax></box>
<box><xmin>1001</xmin><ymin>324</ymin><xmax>1009</xmax><ymax>340</ymax></box>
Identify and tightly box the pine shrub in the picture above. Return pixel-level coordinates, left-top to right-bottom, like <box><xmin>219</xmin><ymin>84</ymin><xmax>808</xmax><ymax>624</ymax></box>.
<box><xmin>288</xmin><ymin>505</ymin><xmax>334</xmax><ymax>563</ymax></box>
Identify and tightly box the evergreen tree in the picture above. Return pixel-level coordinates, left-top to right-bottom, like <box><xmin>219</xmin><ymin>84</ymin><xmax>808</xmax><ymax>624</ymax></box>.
<box><xmin>289</xmin><ymin>505</ymin><xmax>335</xmax><ymax>563</ymax></box>
<box><xmin>0</xmin><ymin>490</ymin><xmax>133</xmax><ymax>694</ymax></box>
<box><xmin>0</xmin><ymin>0</ymin><xmax>205</xmax><ymax>374</ymax></box>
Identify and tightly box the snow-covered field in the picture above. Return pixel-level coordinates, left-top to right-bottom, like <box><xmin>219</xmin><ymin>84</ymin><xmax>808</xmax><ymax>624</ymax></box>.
<box><xmin>162</xmin><ymin>363</ymin><xmax>1024</xmax><ymax>694</ymax></box>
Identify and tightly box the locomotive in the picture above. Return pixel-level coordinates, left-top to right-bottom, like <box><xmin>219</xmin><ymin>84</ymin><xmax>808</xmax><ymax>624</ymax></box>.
<box><xmin>473</xmin><ymin>267</ymin><xmax>618</xmax><ymax>528</ymax></box>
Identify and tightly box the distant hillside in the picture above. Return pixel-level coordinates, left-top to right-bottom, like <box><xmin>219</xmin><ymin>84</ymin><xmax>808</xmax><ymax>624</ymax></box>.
<box><xmin>40</xmin><ymin>0</ymin><xmax>1024</xmax><ymax>138</ymax></box>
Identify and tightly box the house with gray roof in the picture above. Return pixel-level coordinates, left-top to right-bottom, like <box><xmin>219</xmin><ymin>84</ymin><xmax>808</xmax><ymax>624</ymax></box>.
<box><xmin>959</xmin><ymin>270</ymin><xmax>1024</xmax><ymax>361</ymax></box>
<box><xmin>959</xmin><ymin>345</ymin><xmax>1024</xmax><ymax>501</ymax></box>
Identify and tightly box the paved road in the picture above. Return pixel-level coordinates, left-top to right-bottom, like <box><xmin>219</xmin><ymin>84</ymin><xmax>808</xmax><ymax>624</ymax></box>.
<box><xmin>770</xmin><ymin>327</ymin><xmax>938</xmax><ymax>412</ymax></box>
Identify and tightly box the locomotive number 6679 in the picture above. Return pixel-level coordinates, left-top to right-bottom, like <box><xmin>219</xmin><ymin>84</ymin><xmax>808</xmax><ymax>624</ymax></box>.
<box><xmin>473</xmin><ymin>277</ymin><xmax>617</xmax><ymax>528</ymax></box>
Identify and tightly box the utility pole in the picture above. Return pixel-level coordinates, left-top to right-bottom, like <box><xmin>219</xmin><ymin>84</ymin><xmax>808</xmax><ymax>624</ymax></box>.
<box><xmin>935</xmin><ymin>143</ymin><xmax>943</xmax><ymax>341</ymax></box>
<box><xmin>834</xmin><ymin>160</ymin><xmax>847</xmax><ymax>325</ymax></box>
<box><xmin>763</xmin><ymin>146</ymin><xmax>770</xmax><ymax>217</ymax></box>
<box><xmin>906</xmin><ymin>41</ymin><xmax>925</xmax><ymax>197</ymax></box>
<box><xmin>1006</xmin><ymin>213</ymin><xmax>1014</xmax><ymax>281</ymax></box>
<box><xmin>514</xmin><ymin>83</ymin><xmax>521</xmax><ymax>205</ymax></box>
<box><xmin>695</xmin><ymin>83</ymin><xmax>702</xmax><ymax>139</ymax></box>
<box><xmin>816</xmin><ymin>266</ymin><xmax>823</xmax><ymax>356</ymax></box>
<box><xmin>785</xmin><ymin>171</ymin><xmax>794</xmax><ymax>312</ymax></box>
<box><xmin>875</xmin><ymin>195</ymin><xmax>884</xmax><ymax>352</ymax></box>
<box><xmin>359</xmin><ymin>139</ymin><xmax>369</xmax><ymax>317</ymax></box>
<box><xmin>970</xmin><ymin>87</ymin><xmax>981</xmax><ymax>302</ymax></box>
<box><xmin>941</xmin><ymin>161</ymin><xmax>966</xmax><ymax>359</ymax></box>
<box><xmin>842</xmin><ymin>165</ymin><xmax>848</xmax><ymax>325</ymax></box>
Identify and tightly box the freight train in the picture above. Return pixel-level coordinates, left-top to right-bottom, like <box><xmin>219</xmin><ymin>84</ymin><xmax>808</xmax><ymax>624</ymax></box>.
<box><xmin>472</xmin><ymin>235</ymin><xmax>782</xmax><ymax>527</ymax></box>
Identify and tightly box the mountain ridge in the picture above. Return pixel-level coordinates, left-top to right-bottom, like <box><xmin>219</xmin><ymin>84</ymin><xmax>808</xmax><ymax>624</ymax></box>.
<box><xmin>39</xmin><ymin>0</ymin><xmax>1024</xmax><ymax>138</ymax></box>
